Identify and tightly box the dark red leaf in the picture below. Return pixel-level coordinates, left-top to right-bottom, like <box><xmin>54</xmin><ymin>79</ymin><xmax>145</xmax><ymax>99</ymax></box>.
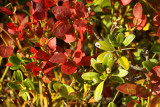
<box><xmin>49</xmin><ymin>53</ymin><xmax>67</xmax><ymax>64</ymax></box>
<box><xmin>44</xmin><ymin>0</ymin><xmax>58</xmax><ymax>8</ymax></box>
<box><xmin>25</xmin><ymin>62</ymin><xmax>36</xmax><ymax>69</ymax></box>
<box><xmin>82</xmin><ymin>56</ymin><xmax>91</xmax><ymax>66</ymax></box>
<box><xmin>72</xmin><ymin>48</ymin><xmax>82</xmax><ymax>64</ymax></box>
<box><xmin>41</xmin><ymin>37</ymin><xmax>46</xmax><ymax>46</ymax></box>
<box><xmin>73</xmin><ymin>18</ymin><xmax>87</xmax><ymax>33</ymax></box>
<box><xmin>36</xmin><ymin>27</ymin><xmax>43</xmax><ymax>37</ymax></box>
<box><xmin>0</xmin><ymin>45</ymin><xmax>14</xmax><ymax>58</ymax></box>
<box><xmin>0</xmin><ymin>7</ymin><xmax>13</xmax><ymax>15</ymax></box>
<box><xmin>136</xmin><ymin>85</ymin><xmax>150</xmax><ymax>98</ymax></box>
<box><xmin>30</xmin><ymin>47</ymin><xmax>38</xmax><ymax>54</ymax></box>
<box><xmin>36</xmin><ymin>50</ymin><xmax>50</xmax><ymax>61</ymax></box>
<box><xmin>61</xmin><ymin>61</ymin><xmax>77</xmax><ymax>75</ymax></box>
<box><xmin>53</xmin><ymin>21</ymin><xmax>72</xmax><ymax>37</ymax></box>
<box><xmin>153</xmin><ymin>15</ymin><xmax>160</xmax><ymax>27</ymax></box>
<box><xmin>150</xmin><ymin>66</ymin><xmax>160</xmax><ymax>83</ymax></box>
<box><xmin>116</xmin><ymin>83</ymin><xmax>137</xmax><ymax>95</ymax></box>
<box><xmin>150</xmin><ymin>95</ymin><xmax>160</xmax><ymax>107</ymax></box>
<box><xmin>52</xmin><ymin>6</ymin><xmax>71</xmax><ymax>20</ymax></box>
<box><xmin>117</xmin><ymin>0</ymin><xmax>132</xmax><ymax>6</ymax></box>
<box><xmin>75</xmin><ymin>2</ymin><xmax>88</xmax><ymax>18</ymax></box>
<box><xmin>7</xmin><ymin>22</ymin><xmax>17</xmax><ymax>35</ymax></box>
<box><xmin>133</xmin><ymin>2</ymin><xmax>142</xmax><ymax>19</ymax></box>
<box><xmin>32</xmin><ymin>66</ymin><xmax>42</xmax><ymax>76</ymax></box>
<box><xmin>44</xmin><ymin>66</ymin><xmax>56</xmax><ymax>74</ymax></box>
<box><xmin>127</xmin><ymin>100</ymin><xmax>140</xmax><ymax>107</ymax></box>
<box><xmin>157</xmin><ymin>27</ymin><xmax>160</xmax><ymax>37</ymax></box>
<box><xmin>45</xmin><ymin>17</ymin><xmax>55</xmax><ymax>30</ymax></box>
<box><xmin>102</xmin><ymin>85</ymin><xmax>112</xmax><ymax>98</ymax></box>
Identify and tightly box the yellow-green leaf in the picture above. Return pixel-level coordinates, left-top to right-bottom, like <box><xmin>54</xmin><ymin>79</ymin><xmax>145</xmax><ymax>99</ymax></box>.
<box><xmin>118</xmin><ymin>56</ymin><xmax>129</xmax><ymax>70</ymax></box>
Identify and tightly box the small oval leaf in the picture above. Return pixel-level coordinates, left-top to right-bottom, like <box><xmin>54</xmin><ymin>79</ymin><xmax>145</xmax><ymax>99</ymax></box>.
<box><xmin>110</xmin><ymin>76</ymin><xmax>125</xmax><ymax>83</ymax></box>
<box><xmin>108</xmin><ymin>102</ymin><xmax>117</xmax><ymax>107</ymax></box>
<box><xmin>14</xmin><ymin>70</ymin><xmax>23</xmax><ymax>82</ymax></box>
<box><xmin>94</xmin><ymin>81</ymin><xmax>104</xmax><ymax>101</ymax></box>
<box><xmin>118</xmin><ymin>56</ymin><xmax>129</xmax><ymax>70</ymax></box>
<box><xmin>123</xmin><ymin>34</ymin><xmax>135</xmax><ymax>46</ymax></box>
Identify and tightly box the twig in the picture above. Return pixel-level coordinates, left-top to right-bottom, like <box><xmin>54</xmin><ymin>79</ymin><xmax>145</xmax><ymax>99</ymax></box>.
<box><xmin>129</xmin><ymin>64</ymin><xmax>146</xmax><ymax>72</ymax></box>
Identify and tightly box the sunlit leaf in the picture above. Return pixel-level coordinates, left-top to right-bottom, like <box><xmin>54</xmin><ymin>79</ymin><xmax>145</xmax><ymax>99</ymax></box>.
<box><xmin>49</xmin><ymin>53</ymin><xmax>67</xmax><ymax>64</ymax></box>
<box><xmin>133</xmin><ymin>2</ymin><xmax>142</xmax><ymax>19</ymax></box>
<box><xmin>118</xmin><ymin>56</ymin><xmax>129</xmax><ymax>70</ymax></box>
<box><xmin>103</xmin><ymin>52</ymin><xmax>114</xmax><ymax>69</ymax></box>
<box><xmin>122</xmin><ymin>34</ymin><xmax>135</xmax><ymax>46</ymax></box>
<box><xmin>95</xmin><ymin>41</ymin><xmax>115</xmax><ymax>51</ymax></box>
<box><xmin>111</xmin><ymin>68</ymin><xmax>128</xmax><ymax>77</ymax></box>
<box><xmin>116</xmin><ymin>83</ymin><xmax>137</xmax><ymax>95</ymax></box>
<box><xmin>94</xmin><ymin>81</ymin><xmax>104</xmax><ymax>101</ymax></box>
<box><xmin>108</xmin><ymin>102</ymin><xmax>117</xmax><ymax>107</ymax></box>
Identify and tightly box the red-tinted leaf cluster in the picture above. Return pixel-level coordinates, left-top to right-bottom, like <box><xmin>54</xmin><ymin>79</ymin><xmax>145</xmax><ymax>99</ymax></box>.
<box><xmin>129</xmin><ymin>2</ymin><xmax>147</xmax><ymax>30</ymax></box>
<box><xmin>153</xmin><ymin>11</ymin><xmax>160</xmax><ymax>37</ymax></box>
<box><xmin>0</xmin><ymin>45</ymin><xmax>14</xmax><ymax>58</ymax></box>
<box><xmin>0</xmin><ymin>7</ymin><xmax>13</xmax><ymax>15</ymax></box>
<box><xmin>116</xmin><ymin>83</ymin><xmax>150</xmax><ymax>98</ymax></box>
<box><xmin>118</xmin><ymin>0</ymin><xmax>132</xmax><ymax>6</ymax></box>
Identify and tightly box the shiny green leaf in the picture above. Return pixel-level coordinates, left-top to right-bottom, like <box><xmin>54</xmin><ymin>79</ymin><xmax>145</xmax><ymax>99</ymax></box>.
<box><xmin>108</xmin><ymin>34</ymin><xmax>118</xmax><ymax>47</ymax></box>
<box><xmin>94</xmin><ymin>81</ymin><xmax>104</xmax><ymax>101</ymax></box>
<box><xmin>103</xmin><ymin>52</ymin><xmax>114</xmax><ymax>69</ymax></box>
<box><xmin>112</xmin><ymin>68</ymin><xmax>128</xmax><ymax>77</ymax></box>
<box><xmin>108</xmin><ymin>102</ymin><xmax>117</xmax><ymax>107</ymax></box>
<box><xmin>14</xmin><ymin>70</ymin><xmax>23</xmax><ymax>82</ymax></box>
<box><xmin>123</xmin><ymin>34</ymin><xmax>135</xmax><ymax>46</ymax></box>
<box><xmin>118</xmin><ymin>56</ymin><xmax>129</xmax><ymax>70</ymax></box>
<box><xmin>97</xmin><ymin>52</ymin><xmax>108</xmax><ymax>63</ymax></box>
<box><xmin>8</xmin><ymin>82</ymin><xmax>21</xmax><ymax>90</ymax></box>
<box><xmin>95</xmin><ymin>41</ymin><xmax>115</xmax><ymax>51</ymax></box>
<box><xmin>116</xmin><ymin>33</ymin><xmax>125</xmax><ymax>45</ymax></box>
<box><xmin>110</xmin><ymin>76</ymin><xmax>125</xmax><ymax>83</ymax></box>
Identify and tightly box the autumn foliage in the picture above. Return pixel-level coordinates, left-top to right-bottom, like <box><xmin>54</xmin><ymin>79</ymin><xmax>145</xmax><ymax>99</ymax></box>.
<box><xmin>0</xmin><ymin>0</ymin><xmax>160</xmax><ymax>106</ymax></box>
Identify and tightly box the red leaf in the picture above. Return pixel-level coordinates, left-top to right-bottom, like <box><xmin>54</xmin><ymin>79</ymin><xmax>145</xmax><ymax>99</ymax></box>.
<box><xmin>73</xmin><ymin>19</ymin><xmax>87</xmax><ymax>33</ymax></box>
<box><xmin>30</xmin><ymin>47</ymin><xmax>38</xmax><ymax>54</ymax></box>
<box><xmin>0</xmin><ymin>45</ymin><xmax>14</xmax><ymax>58</ymax></box>
<box><xmin>36</xmin><ymin>50</ymin><xmax>50</xmax><ymax>61</ymax></box>
<box><xmin>136</xmin><ymin>85</ymin><xmax>150</xmax><ymax>98</ymax></box>
<box><xmin>116</xmin><ymin>83</ymin><xmax>137</xmax><ymax>95</ymax></box>
<box><xmin>45</xmin><ymin>17</ymin><xmax>55</xmax><ymax>30</ymax></box>
<box><xmin>52</xmin><ymin>6</ymin><xmax>71</xmax><ymax>20</ymax></box>
<box><xmin>0</xmin><ymin>7</ymin><xmax>13</xmax><ymax>15</ymax></box>
<box><xmin>47</xmin><ymin>37</ymin><xmax>56</xmax><ymax>50</ymax></box>
<box><xmin>49</xmin><ymin>53</ymin><xmax>67</xmax><ymax>64</ymax></box>
<box><xmin>64</xmin><ymin>34</ymin><xmax>76</xmax><ymax>43</ymax></box>
<box><xmin>61</xmin><ymin>61</ymin><xmax>77</xmax><ymax>75</ymax></box>
<box><xmin>42</xmin><ymin>76</ymin><xmax>50</xmax><ymax>83</ymax></box>
<box><xmin>117</xmin><ymin>0</ymin><xmax>132</xmax><ymax>6</ymax></box>
<box><xmin>127</xmin><ymin>100</ymin><xmax>140</xmax><ymax>107</ymax></box>
<box><xmin>157</xmin><ymin>27</ymin><xmax>160</xmax><ymax>37</ymax></box>
<box><xmin>65</xmin><ymin>49</ymin><xmax>71</xmax><ymax>57</ymax></box>
<box><xmin>53</xmin><ymin>21</ymin><xmax>72</xmax><ymax>37</ymax></box>
<box><xmin>82</xmin><ymin>56</ymin><xmax>91</xmax><ymax>66</ymax></box>
<box><xmin>5</xmin><ymin>63</ymin><xmax>13</xmax><ymax>66</ymax></box>
<box><xmin>36</xmin><ymin>27</ymin><xmax>43</xmax><ymax>37</ymax></box>
<box><xmin>72</xmin><ymin>48</ymin><xmax>82</xmax><ymax>64</ymax></box>
<box><xmin>150</xmin><ymin>95</ymin><xmax>160</xmax><ymax>107</ymax></box>
<box><xmin>7</xmin><ymin>22</ymin><xmax>17</xmax><ymax>35</ymax></box>
<box><xmin>133</xmin><ymin>2</ymin><xmax>143</xmax><ymax>19</ymax></box>
<box><xmin>75</xmin><ymin>2</ymin><xmax>88</xmax><ymax>18</ymax></box>
<box><xmin>32</xmin><ymin>66</ymin><xmax>42</xmax><ymax>76</ymax></box>
<box><xmin>77</xmin><ymin>39</ymin><xmax>82</xmax><ymax>49</ymax></box>
<box><xmin>102</xmin><ymin>85</ymin><xmax>112</xmax><ymax>98</ymax></box>
<box><xmin>44</xmin><ymin>66</ymin><xmax>56</xmax><ymax>74</ymax></box>
<box><xmin>25</xmin><ymin>62</ymin><xmax>36</xmax><ymax>69</ymax></box>
<box><xmin>44</xmin><ymin>0</ymin><xmax>58</xmax><ymax>8</ymax></box>
<box><xmin>136</xmin><ymin>14</ymin><xmax>147</xmax><ymax>30</ymax></box>
<box><xmin>153</xmin><ymin>15</ymin><xmax>160</xmax><ymax>27</ymax></box>
<box><xmin>150</xmin><ymin>66</ymin><xmax>160</xmax><ymax>83</ymax></box>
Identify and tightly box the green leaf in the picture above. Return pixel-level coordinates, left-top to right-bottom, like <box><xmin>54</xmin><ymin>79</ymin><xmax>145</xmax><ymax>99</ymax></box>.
<box><xmin>14</xmin><ymin>70</ymin><xmax>23</xmax><ymax>82</ymax></box>
<box><xmin>53</xmin><ymin>82</ymin><xmax>63</xmax><ymax>92</ymax></box>
<box><xmin>108</xmin><ymin>102</ymin><xmax>117</xmax><ymax>107</ymax></box>
<box><xmin>19</xmin><ymin>90</ymin><xmax>28</xmax><ymax>101</ymax></box>
<box><xmin>116</xmin><ymin>33</ymin><xmax>125</xmax><ymax>45</ymax></box>
<box><xmin>95</xmin><ymin>41</ymin><xmax>115</xmax><ymax>51</ymax></box>
<box><xmin>103</xmin><ymin>52</ymin><xmax>114</xmax><ymax>69</ymax></box>
<box><xmin>94</xmin><ymin>0</ymin><xmax>111</xmax><ymax>8</ymax></box>
<box><xmin>94</xmin><ymin>81</ymin><xmax>104</xmax><ymax>101</ymax></box>
<box><xmin>110</xmin><ymin>76</ymin><xmax>125</xmax><ymax>83</ymax></box>
<box><xmin>9</xmin><ymin>56</ymin><xmax>21</xmax><ymax>65</ymax></box>
<box><xmin>91</xmin><ymin>58</ymin><xmax>104</xmax><ymax>73</ymax></box>
<box><xmin>97</xmin><ymin>52</ymin><xmax>108</xmax><ymax>63</ymax></box>
<box><xmin>81</xmin><ymin>72</ymin><xmax>101</xmax><ymax>81</ymax></box>
<box><xmin>23</xmin><ymin>79</ymin><xmax>35</xmax><ymax>90</ymax></box>
<box><xmin>60</xmin><ymin>84</ymin><xmax>76</xmax><ymax>99</ymax></box>
<box><xmin>8</xmin><ymin>82</ymin><xmax>21</xmax><ymax>90</ymax></box>
<box><xmin>100</xmin><ymin>74</ymin><xmax>108</xmax><ymax>80</ymax></box>
<box><xmin>123</xmin><ymin>34</ymin><xmax>135</xmax><ymax>46</ymax></box>
<box><xmin>112</xmin><ymin>68</ymin><xmax>128</xmax><ymax>77</ymax></box>
<box><xmin>118</xmin><ymin>56</ymin><xmax>129</xmax><ymax>70</ymax></box>
<box><xmin>108</xmin><ymin>34</ymin><xmax>118</xmax><ymax>47</ymax></box>
<box><xmin>152</xmin><ymin>44</ymin><xmax>160</xmax><ymax>53</ymax></box>
<box><xmin>142</xmin><ymin>61</ymin><xmax>157</xmax><ymax>71</ymax></box>
<box><xmin>10</xmin><ymin>65</ymin><xmax>21</xmax><ymax>70</ymax></box>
